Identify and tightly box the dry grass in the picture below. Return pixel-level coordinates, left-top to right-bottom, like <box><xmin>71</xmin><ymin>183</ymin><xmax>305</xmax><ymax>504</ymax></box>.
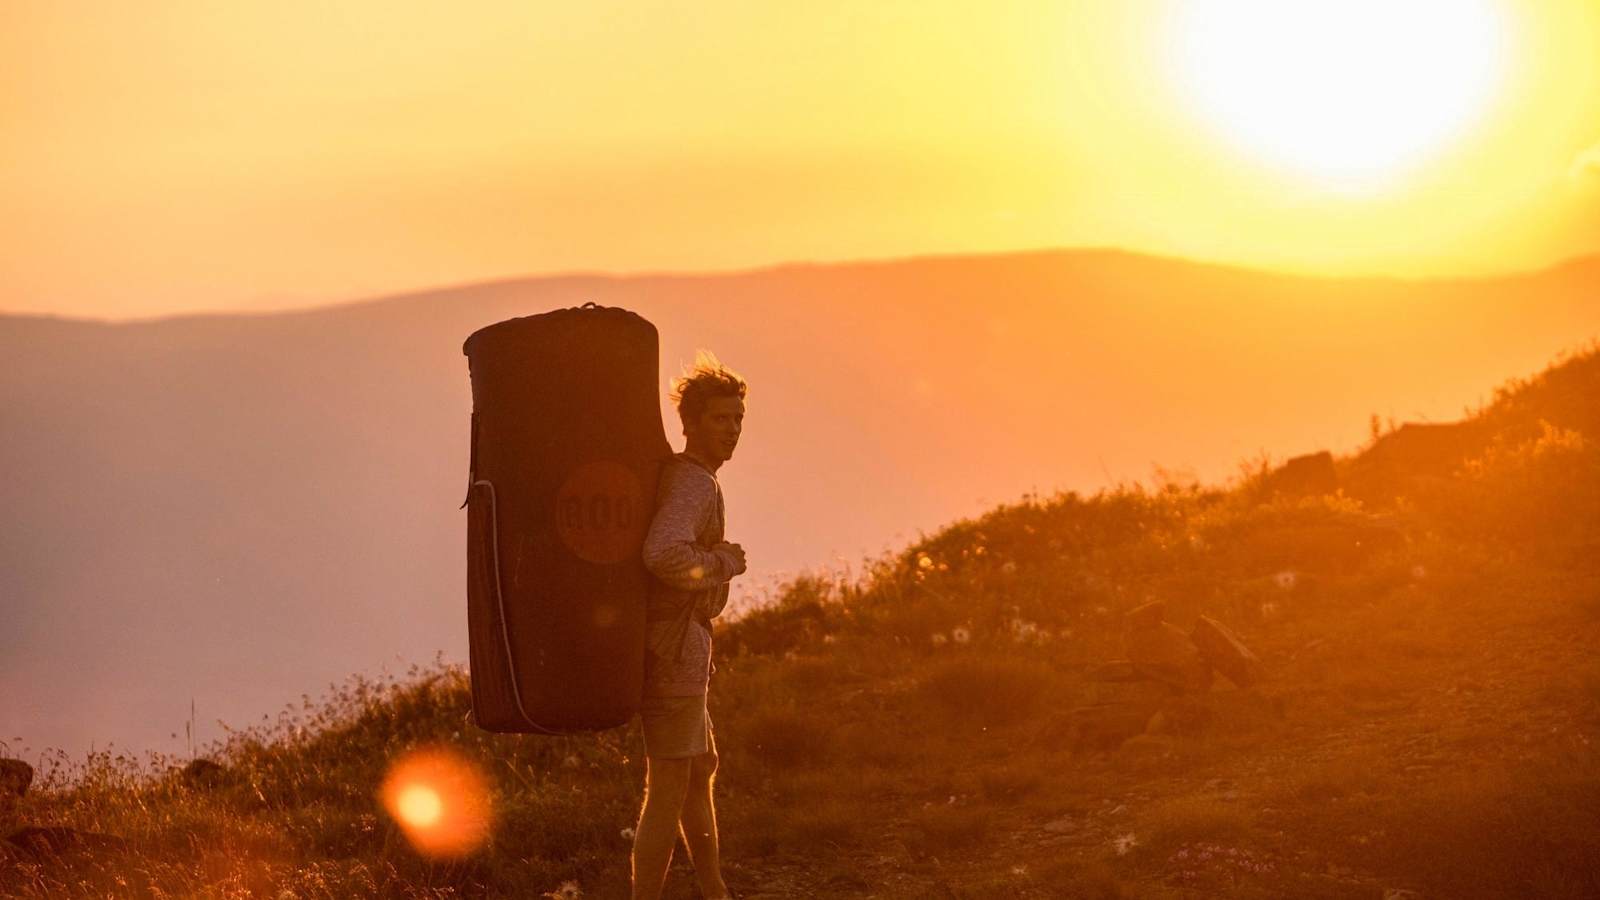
<box><xmin>6</xmin><ymin>346</ymin><xmax>1600</xmax><ymax>897</ymax></box>
<box><xmin>916</xmin><ymin>657</ymin><xmax>1057</xmax><ymax>727</ymax></box>
<box><xmin>907</xmin><ymin>805</ymin><xmax>992</xmax><ymax>857</ymax></box>
<box><xmin>1355</xmin><ymin>758</ymin><xmax>1600</xmax><ymax>900</ymax></box>
<box><xmin>738</xmin><ymin>707</ymin><xmax>831</xmax><ymax>768</ymax></box>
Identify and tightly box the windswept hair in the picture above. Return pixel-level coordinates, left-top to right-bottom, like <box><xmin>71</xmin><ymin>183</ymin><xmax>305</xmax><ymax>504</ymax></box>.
<box><xmin>670</xmin><ymin>350</ymin><xmax>747</xmax><ymax>428</ymax></box>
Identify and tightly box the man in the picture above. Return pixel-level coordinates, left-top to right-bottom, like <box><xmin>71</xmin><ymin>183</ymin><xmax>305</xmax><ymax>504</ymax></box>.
<box><xmin>631</xmin><ymin>352</ymin><xmax>747</xmax><ymax>900</ymax></box>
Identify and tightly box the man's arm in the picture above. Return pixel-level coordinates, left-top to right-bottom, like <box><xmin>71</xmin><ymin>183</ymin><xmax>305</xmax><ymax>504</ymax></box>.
<box><xmin>642</xmin><ymin>470</ymin><xmax>738</xmax><ymax>591</ymax></box>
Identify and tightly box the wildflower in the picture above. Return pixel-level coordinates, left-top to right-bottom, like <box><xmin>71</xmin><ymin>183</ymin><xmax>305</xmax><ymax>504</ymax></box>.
<box><xmin>951</xmin><ymin>627</ymin><xmax>971</xmax><ymax>645</ymax></box>
<box><xmin>931</xmin><ymin>633</ymin><xmax>949</xmax><ymax>647</ymax></box>
<box><xmin>1113</xmin><ymin>832</ymin><xmax>1138</xmax><ymax>856</ymax></box>
<box><xmin>620</xmin><ymin>827</ymin><xmax>636</xmax><ymax>840</ymax></box>
<box><xmin>1273</xmin><ymin>570</ymin><xmax>1298</xmax><ymax>590</ymax></box>
<box><xmin>917</xmin><ymin>554</ymin><xmax>935</xmax><ymax>570</ymax></box>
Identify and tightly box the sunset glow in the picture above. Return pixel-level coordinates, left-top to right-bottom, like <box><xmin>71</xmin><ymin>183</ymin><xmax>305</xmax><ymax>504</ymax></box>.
<box><xmin>1164</xmin><ymin>0</ymin><xmax>1510</xmax><ymax>192</ymax></box>
<box><xmin>380</xmin><ymin>748</ymin><xmax>491</xmax><ymax>858</ymax></box>
<box><xmin>2</xmin><ymin>2</ymin><xmax>1597</xmax><ymax>318</ymax></box>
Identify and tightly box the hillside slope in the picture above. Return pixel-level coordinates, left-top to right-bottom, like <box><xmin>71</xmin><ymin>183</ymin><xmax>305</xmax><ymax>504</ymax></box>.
<box><xmin>3</xmin><ymin>347</ymin><xmax>1598</xmax><ymax>897</ymax></box>
<box><xmin>4</xmin><ymin>248</ymin><xmax>1600</xmax><ymax>761</ymax></box>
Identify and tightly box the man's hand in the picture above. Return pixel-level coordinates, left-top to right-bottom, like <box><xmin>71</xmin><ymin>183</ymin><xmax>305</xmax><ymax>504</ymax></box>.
<box><xmin>714</xmin><ymin>541</ymin><xmax>748</xmax><ymax>577</ymax></box>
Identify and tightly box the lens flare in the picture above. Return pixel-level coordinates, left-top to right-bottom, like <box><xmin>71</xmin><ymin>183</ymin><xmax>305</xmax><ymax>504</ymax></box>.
<box><xmin>396</xmin><ymin>784</ymin><xmax>444</xmax><ymax>828</ymax></box>
<box><xmin>380</xmin><ymin>747</ymin><xmax>492</xmax><ymax>857</ymax></box>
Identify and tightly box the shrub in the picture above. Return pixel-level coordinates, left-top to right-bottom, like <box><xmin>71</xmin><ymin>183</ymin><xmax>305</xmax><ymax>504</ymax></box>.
<box><xmin>1424</xmin><ymin>420</ymin><xmax>1600</xmax><ymax>552</ymax></box>
<box><xmin>739</xmin><ymin>706</ymin><xmax>832</xmax><ymax>768</ymax></box>
<box><xmin>918</xmin><ymin>656</ymin><xmax>1056</xmax><ymax>727</ymax></box>
<box><xmin>720</xmin><ymin>573</ymin><xmax>842</xmax><ymax>658</ymax></box>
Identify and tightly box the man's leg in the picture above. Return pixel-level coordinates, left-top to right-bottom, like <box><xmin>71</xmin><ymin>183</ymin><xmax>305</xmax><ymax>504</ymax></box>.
<box><xmin>680</xmin><ymin>746</ymin><xmax>731</xmax><ymax>899</ymax></box>
<box><xmin>632</xmin><ymin>756</ymin><xmax>691</xmax><ymax>900</ymax></box>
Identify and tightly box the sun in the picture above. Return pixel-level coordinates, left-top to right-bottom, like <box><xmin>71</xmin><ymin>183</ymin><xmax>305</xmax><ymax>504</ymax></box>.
<box><xmin>1163</xmin><ymin>0</ymin><xmax>1511</xmax><ymax>193</ymax></box>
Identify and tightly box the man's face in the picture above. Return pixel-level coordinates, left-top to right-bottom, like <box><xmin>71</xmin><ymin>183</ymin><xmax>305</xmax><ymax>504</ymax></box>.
<box><xmin>686</xmin><ymin>395</ymin><xmax>745</xmax><ymax>463</ymax></box>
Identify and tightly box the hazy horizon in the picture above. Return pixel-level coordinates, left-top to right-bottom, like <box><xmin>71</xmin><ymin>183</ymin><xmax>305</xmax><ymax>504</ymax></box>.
<box><xmin>9</xmin><ymin>241</ymin><xmax>1600</xmax><ymax>325</ymax></box>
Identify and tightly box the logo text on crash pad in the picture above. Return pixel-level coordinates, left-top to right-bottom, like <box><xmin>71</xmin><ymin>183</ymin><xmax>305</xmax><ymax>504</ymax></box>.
<box><xmin>554</xmin><ymin>461</ymin><xmax>647</xmax><ymax>565</ymax></box>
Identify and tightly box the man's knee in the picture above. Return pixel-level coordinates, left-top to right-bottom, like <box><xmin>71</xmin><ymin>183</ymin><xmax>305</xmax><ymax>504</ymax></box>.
<box><xmin>689</xmin><ymin>750</ymin><xmax>719</xmax><ymax>784</ymax></box>
<box><xmin>645</xmin><ymin>757</ymin><xmax>693</xmax><ymax>802</ymax></box>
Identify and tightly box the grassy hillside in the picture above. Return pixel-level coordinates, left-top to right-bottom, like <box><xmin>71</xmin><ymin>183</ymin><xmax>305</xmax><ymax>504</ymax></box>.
<box><xmin>4</xmin><ymin>345</ymin><xmax>1599</xmax><ymax>898</ymax></box>
<box><xmin>8</xmin><ymin>247</ymin><xmax>1600</xmax><ymax>762</ymax></box>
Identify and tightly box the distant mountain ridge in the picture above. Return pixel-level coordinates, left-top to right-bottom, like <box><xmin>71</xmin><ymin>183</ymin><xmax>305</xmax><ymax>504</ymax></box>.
<box><xmin>7</xmin><ymin>245</ymin><xmax>1598</xmax><ymax>325</ymax></box>
<box><xmin>3</xmin><ymin>247</ymin><xmax>1598</xmax><ymax>758</ymax></box>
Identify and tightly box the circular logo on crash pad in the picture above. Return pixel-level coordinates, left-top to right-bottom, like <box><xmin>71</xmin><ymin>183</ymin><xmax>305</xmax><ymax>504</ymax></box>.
<box><xmin>555</xmin><ymin>461</ymin><xmax>647</xmax><ymax>565</ymax></box>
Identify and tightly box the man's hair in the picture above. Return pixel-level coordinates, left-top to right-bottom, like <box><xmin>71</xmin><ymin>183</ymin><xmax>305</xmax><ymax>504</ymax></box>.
<box><xmin>670</xmin><ymin>350</ymin><xmax>747</xmax><ymax>428</ymax></box>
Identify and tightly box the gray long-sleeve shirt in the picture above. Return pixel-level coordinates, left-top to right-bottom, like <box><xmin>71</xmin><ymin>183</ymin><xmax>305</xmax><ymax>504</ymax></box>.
<box><xmin>642</xmin><ymin>452</ymin><xmax>736</xmax><ymax>697</ymax></box>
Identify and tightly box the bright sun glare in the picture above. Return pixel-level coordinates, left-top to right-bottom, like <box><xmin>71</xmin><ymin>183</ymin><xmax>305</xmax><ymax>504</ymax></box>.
<box><xmin>1165</xmin><ymin>0</ymin><xmax>1510</xmax><ymax>192</ymax></box>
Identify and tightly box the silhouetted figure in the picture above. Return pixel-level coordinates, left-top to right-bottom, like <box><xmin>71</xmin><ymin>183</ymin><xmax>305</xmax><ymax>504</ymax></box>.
<box><xmin>631</xmin><ymin>352</ymin><xmax>747</xmax><ymax>900</ymax></box>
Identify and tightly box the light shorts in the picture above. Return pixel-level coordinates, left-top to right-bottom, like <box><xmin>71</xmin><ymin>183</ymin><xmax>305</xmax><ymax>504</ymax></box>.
<box><xmin>640</xmin><ymin>693</ymin><xmax>714</xmax><ymax>760</ymax></box>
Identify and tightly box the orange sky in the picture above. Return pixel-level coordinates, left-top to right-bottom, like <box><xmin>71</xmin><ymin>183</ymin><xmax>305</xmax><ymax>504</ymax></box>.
<box><xmin>4</xmin><ymin>0</ymin><xmax>1599</xmax><ymax>319</ymax></box>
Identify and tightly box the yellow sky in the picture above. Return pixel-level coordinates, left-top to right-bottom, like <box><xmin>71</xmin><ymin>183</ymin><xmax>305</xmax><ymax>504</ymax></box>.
<box><xmin>4</xmin><ymin>0</ymin><xmax>1599</xmax><ymax>319</ymax></box>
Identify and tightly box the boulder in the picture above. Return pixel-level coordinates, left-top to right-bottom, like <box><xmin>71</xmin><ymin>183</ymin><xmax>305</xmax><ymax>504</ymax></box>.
<box><xmin>1087</xmin><ymin>660</ymin><xmax>1144</xmax><ymax>683</ymax></box>
<box><xmin>1190</xmin><ymin>616</ymin><xmax>1263</xmax><ymax>688</ymax></box>
<box><xmin>0</xmin><ymin>759</ymin><xmax>30</xmax><ymax>823</ymax></box>
<box><xmin>1042</xmin><ymin>816</ymin><xmax>1077</xmax><ymax>834</ymax></box>
<box><xmin>1118</xmin><ymin>733</ymin><xmax>1176</xmax><ymax>757</ymax></box>
<box><xmin>1086</xmin><ymin>677</ymin><xmax>1175</xmax><ymax>707</ymax></box>
<box><xmin>1266</xmin><ymin>451</ymin><xmax>1339</xmax><ymax>498</ymax></box>
<box><xmin>0</xmin><ymin>760</ymin><xmax>31</xmax><ymax>799</ymax></box>
<box><xmin>1123</xmin><ymin>600</ymin><xmax>1167</xmax><ymax>631</ymax></box>
<box><xmin>177</xmin><ymin>758</ymin><xmax>228</xmax><ymax>788</ymax></box>
<box><xmin>1065</xmin><ymin>704</ymin><xmax>1154</xmax><ymax>752</ymax></box>
<box><xmin>1124</xmin><ymin>622</ymin><xmax>1212</xmax><ymax>693</ymax></box>
<box><xmin>6</xmin><ymin>826</ymin><xmax>128</xmax><ymax>858</ymax></box>
<box><xmin>1346</xmin><ymin>421</ymin><xmax>1486</xmax><ymax>502</ymax></box>
<box><xmin>1160</xmin><ymin>697</ymin><xmax>1216</xmax><ymax>735</ymax></box>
